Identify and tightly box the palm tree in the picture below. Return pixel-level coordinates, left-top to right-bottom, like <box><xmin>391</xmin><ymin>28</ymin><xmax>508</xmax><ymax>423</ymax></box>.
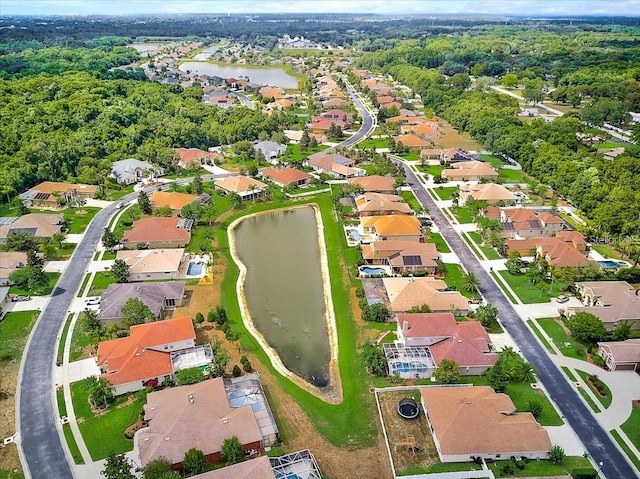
<box><xmin>230</xmin><ymin>193</ymin><xmax>242</xmax><ymax>209</ymax></box>
<box><xmin>512</xmin><ymin>361</ymin><xmax>536</xmax><ymax>383</ymax></box>
<box><xmin>463</xmin><ymin>271</ymin><xmax>480</xmax><ymax>293</ymax></box>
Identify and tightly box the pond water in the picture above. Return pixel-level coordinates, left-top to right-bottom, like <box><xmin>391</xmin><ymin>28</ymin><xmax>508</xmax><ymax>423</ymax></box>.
<box><xmin>233</xmin><ymin>207</ymin><xmax>331</xmax><ymax>387</ymax></box>
<box><xmin>129</xmin><ymin>43</ymin><xmax>162</xmax><ymax>53</ymax></box>
<box><xmin>179</xmin><ymin>61</ymin><xmax>299</xmax><ymax>89</ymax></box>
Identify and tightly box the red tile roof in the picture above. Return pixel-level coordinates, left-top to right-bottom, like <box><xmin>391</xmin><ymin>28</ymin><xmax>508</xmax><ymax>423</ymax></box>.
<box><xmin>261</xmin><ymin>167</ymin><xmax>312</xmax><ymax>186</ymax></box>
<box><xmin>122</xmin><ymin>217</ymin><xmax>190</xmax><ymax>244</ymax></box>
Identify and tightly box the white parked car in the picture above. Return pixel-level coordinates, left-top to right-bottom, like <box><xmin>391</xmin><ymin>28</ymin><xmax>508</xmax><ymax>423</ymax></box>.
<box><xmin>85</xmin><ymin>297</ymin><xmax>101</xmax><ymax>306</ymax></box>
<box><xmin>555</xmin><ymin>295</ymin><xmax>569</xmax><ymax>303</ymax></box>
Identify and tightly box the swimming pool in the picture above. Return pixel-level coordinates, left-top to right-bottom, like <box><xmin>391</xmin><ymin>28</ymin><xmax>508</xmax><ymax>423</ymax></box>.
<box><xmin>598</xmin><ymin>260</ymin><xmax>626</xmax><ymax>269</ymax></box>
<box><xmin>186</xmin><ymin>262</ymin><xmax>203</xmax><ymax>276</ymax></box>
<box><xmin>392</xmin><ymin>361</ymin><xmax>431</xmax><ymax>374</ymax></box>
<box><xmin>359</xmin><ymin>266</ymin><xmax>387</xmax><ymax>276</ymax></box>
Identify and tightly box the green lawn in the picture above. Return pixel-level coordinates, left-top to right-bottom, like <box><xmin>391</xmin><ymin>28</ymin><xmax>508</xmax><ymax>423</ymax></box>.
<box><xmin>400</xmin><ymin>190</ymin><xmax>422</xmax><ymax>212</ymax></box>
<box><xmin>64</xmin><ymin>207</ymin><xmax>101</xmax><ymax>234</ymax></box>
<box><xmin>9</xmin><ymin>272</ymin><xmax>60</xmax><ymax>296</ymax></box>
<box><xmin>356</xmin><ymin>137</ymin><xmax>390</xmax><ymax>149</ymax></box>
<box><xmin>591</xmin><ymin>243</ymin><xmax>622</xmax><ymax>260</ymax></box>
<box><xmin>70</xmin><ymin>315</ymin><xmax>93</xmax><ymax>362</ymax></box>
<box><xmin>87</xmin><ymin>271</ymin><xmax>116</xmax><ymax>296</ymax></box>
<box><xmin>63</xmin><ymin>423</ymin><xmax>85</xmax><ymax>465</ymax></box>
<box><xmin>282</xmin><ymin>143</ymin><xmax>328</xmax><ymax>164</ymax></box>
<box><xmin>536</xmin><ymin>317</ymin><xmax>587</xmax><ymax>360</ymax></box>
<box><xmin>399</xmin><ymin>462</ymin><xmax>482</xmax><ymax>475</ymax></box>
<box><xmin>491</xmin><ymin>271</ymin><xmax>518</xmax><ymax>303</ymax></box>
<box><xmin>0</xmin><ymin>470</ymin><xmax>25</xmax><ymax>479</ymax></box>
<box><xmin>527</xmin><ymin>320</ymin><xmax>554</xmax><ymax>354</ymax></box>
<box><xmin>57</xmin><ymin>313</ymin><xmax>74</xmax><ymax>363</ymax></box>
<box><xmin>0</xmin><ymin>310</ymin><xmax>39</xmax><ymax>362</ymax></box>
<box><xmin>576</xmin><ymin>369</ymin><xmax>612</xmax><ymax>408</ymax></box>
<box><xmin>71</xmin><ymin>381</ymin><xmax>146</xmax><ymax>461</ymax></box>
<box><xmin>561</xmin><ymin>366</ymin><xmax>577</xmax><ymax>382</ymax></box>
<box><xmin>620</xmin><ymin>404</ymin><xmax>640</xmax><ymax>451</ymax></box>
<box><xmin>556</xmin><ymin>210</ymin><xmax>584</xmax><ymax>230</ymax></box>
<box><xmin>497</xmin><ymin>167</ymin><xmax>534</xmax><ymax>184</ymax></box>
<box><xmin>443</xmin><ymin>263</ymin><xmax>476</xmax><ymax>299</ymax></box>
<box><xmin>489</xmin><ymin>456</ymin><xmax>592</xmax><ymax>478</ymax></box>
<box><xmin>611</xmin><ymin>429</ymin><xmax>640</xmax><ymax>471</ymax></box>
<box><xmin>468</xmin><ymin>231</ymin><xmax>501</xmax><ymax>259</ymax></box>
<box><xmin>217</xmin><ymin>193</ymin><xmax>379</xmax><ymax>447</ymax></box>
<box><xmin>397</xmin><ymin>151</ymin><xmax>420</xmax><ymax>162</ymax></box>
<box><xmin>479</xmin><ymin>154</ymin><xmax>503</xmax><ymax>168</ymax></box>
<box><xmin>102</xmin><ymin>251</ymin><xmax>117</xmax><ymax>260</ymax></box>
<box><xmin>432</xmin><ymin>186</ymin><xmax>458</xmax><ymax>201</ymax></box>
<box><xmin>505</xmin><ymin>382</ymin><xmax>564</xmax><ymax>426</ymax></box>
<box><xmin>462</xmin><ymin>232</ymin><xmax>484</xmax><ymax>258</ymax></box>
<box><xmin>424</xmin><ymin>231</ymin><xmax>451</xmax><ymax>253</ymax></box>
<box><xmin>451</xmin><ymin>206</ymin><xmax>475</xmax><ymax>224</ymax></box>
<box><xmin>497</xmin><ymin>270</ymin><xmax>565</xmax><ymax>304</ymax></box>
<box><xmin>418</xmin><ymin>164</ymin><xmax>445</xmax><ymax>179</ymax></box>
<box><xmin>78</xmin><ymin>273</ymin><xmax>91</xmax><ymax>297</ymax></box>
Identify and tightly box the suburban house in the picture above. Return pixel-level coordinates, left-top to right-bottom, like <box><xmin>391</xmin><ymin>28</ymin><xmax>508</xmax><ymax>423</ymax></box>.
<box><xmin>603</xmin><ymin>147</ymin><xmax>625</xmax><ymax>160</ymax></box>
<box><xmin>596</xmin><ymin>339</ymin><xmax>640</xmax><ymax>371</ymax></box>
<box><xmin>205</xmin><ymin>91</ymin><xmax>236</xmax><ymax>107</ymax></box>
<box><xmin>175</xmin><ymin>147</ymin><xmax>222</xmax><ymax>168</ymax></box>
<box><xmin>308</xmin><ymin>118</ymin><xmax>340</xmax><ymax>134</ymax></box>
<box><xmin>381</xmin><ymin>277</ymin><xmax>469</xmax><ymax>314</ymax></box>
<box><xmin>316</xmin><ymin>109</ymin><xmax>353</xmax><ymax>125</ymax></box>
<box><xmin>405</xmin><ymin>121</ymin><xmax>441</xmax><ymax>139</ymax></box>
<box><xmin>459</xmin><ymin>183</ymin><xmax>517</xmax><ymax>205</ymax></box>
<box><xmin>485</xmin><ymin>207</ymin><xmax>568</xmax><ymax>239</ymax></box>
<box><xmin>442</xmin><ymin>161</ymin><xmax>499</xmax><ymax>182</ymax></box>
<box><xmin>0</xmin><ymin>214</ymin><xmax>63</xmax><ymax>243</ymax></box>
<box><xmin>420</xmin><ymin>386</ymin><xmax>552</xmax><ymax>462</ymax></box>
<box><xmin>384</xmin><ymin>313</ymin><xmax>497</xmax><ymax>378</ymax></box>
<box><xmin>261</xmin><ymin>167</ymin><xmax>313</xmax><ymax>188</ymax></box>
<box><xmin>307</xmin><ymin>154</ymin><xmax>364</xmax><ymax>179</ymax></box>
<box><xmin>115</xmin><ymin>249</ymin><xmax>187</xmax><ymax>281</ymax></box>
<box><xmin>394</xmin><ymin>134</ymin><xmax>432</xmax><ymax>150</ymax></box>
<box><xmin>347</xmin><ymin>175</ymin><xmax>396</xmax><ymax>194</ymax></box>
<box><xmin>565</xmin><ymin>281</ymin><xmax>640</xmax><ymax>331</ymax></box>
<box><xmin>505</xmin><ymin>236</ymin><xmax>589</xmax><ymax>267</ymax></box>
<box><xmin>122</xmin><ymin>217</ymin><xmax>193</xmax><ymax>249</ymax></box>
<box><xmin>214</xmin><ymin>176</ymin><xmax>268</xmax><ymax>201</ymax></box>
<box><xmin>149</xmin><ymin>191</ymin><xmax>210</xmax><ymax>215</ymax></box>
<box><xmin>259</xmin><ymin>86</ymin><xmax>286</xmax><ymax>99</ymax></box>
<box><xmin>97</xmin><ymin>315</ymin><xmax>211</xmax><ymax>395</ymax></box>
<box><xmin>137</xmin><ymin>375</ymin><xmax>279</xmax><ymax>470</ymax></box>
<box><xmin>253</xmin><ymin>141</ymin><xmax>287</xmax><ymax>164</ymax></box>
<box><xmin>386</xmin><ymin>115</ymin><xmax>425</xmax><ymax>126</ymax></box>
<box><xmin>360</xmin><ymin>215</ymin><xmax>422</xmax><ymax>242</ymax></box>
<box><xmin>323</xmin><ymin>97</ymin><xmax>346</xmax><ymax>108</ymax></box>
<box><xmin>98</xmin><ymin>281</ymin><xmax>185</xmax><ymax>326</ymax></box>
<box><xmin>421</xmin><ymin>148</ymin><xmax>475</xmax><ymax>163</ymax></box>
<box><xmin>0</xmin><ymin>252</ymin><xmax>27</xmax><ymax>284</ymax></box>
<box><xmin>361</xmin><ymin>241</ymin><xmax>439</xmax><ymax>275</ymax></box>
<box><xmin>21</xmin><ymin>181</ymin><xmax>97</xmax><ymax>208</ymax></box>
<box><xmin>111</xmin><ymin>159</ymin><xmax>165</xmax><ymax>185</ymax></box>
<box><xmin>355</xmin><ymin>193</ymin><xmax>412</xmax><ymax>216</ymax></box>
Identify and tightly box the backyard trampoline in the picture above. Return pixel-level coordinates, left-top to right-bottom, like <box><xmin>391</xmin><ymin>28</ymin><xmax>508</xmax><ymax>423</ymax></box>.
<box><xmin>397</xmin><ymin>397</ymin><xmax>419</xmax><ymax>419</ymax></box>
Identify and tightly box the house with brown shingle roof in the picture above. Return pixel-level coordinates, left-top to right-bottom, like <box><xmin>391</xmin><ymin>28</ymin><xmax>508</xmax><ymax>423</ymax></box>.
<box><xmin>394</xmin><ymin>134</ymin><xmax>432</xmax><ymax>150</ymax></box>
<box><xmin>381</xmin><ymin>277</ymin><xmax>469</xmax><ymax>314</ymax></box>
<box><xmin>597</xmin><ymin>339</ymin><xmax>640</xmax><ymax>371</ymax></box>
<box><xmin>214</xmin><ymin>176</ymin><xmax>268</xmax><ymax>201</ymax></box>
<box><xmin>361</xmin><ymin>241</ymin><xmax>439</xmax><ymax>275</ymax></box>
<box><xmin>149</xmin><ymin>191</ymin><xmax>210</xmax><ymax>215</ymax></box>
<box><xmin>174</xmin><ymin>148</ymin><xmax>222</xmax><ymax>168</ymax></box>
<box><xmin>97</xmin><ymin>315</ymin><xmax>209</xmax><ymax>395</ymax></box>
<box><xmin>116</xmin><ymin>249</ymin><xmax>186</xmax><ymax>281</ymax></box>
<box><xmin>420</xmin><ymin>386</ymin><xmax>552</xmax><ymax>462</ymax></box>
<box><xmin>460</xmin><ymin>183</ymin><xmax>516</xmax><ymax>205</ymax></box>
<box><xmin>355</xmin><ymin>193</ymin><xmax>412</xmax><ymax>217</ymax></box>
<box><xmin>189</xmin><ymin>456</ymin><xmax>274</xmax><ymax>479</ymax></box>
<box><xmin>404</xmin><ymin>122</ymin><xmax>441</xmax><ymax>140</ymax></box>
<box><xmin>347</xmin><ymin>175</ymin><xmax>396</xmax><ymax>194</ymax></box>
<box><xmin>137</xmin><ymin>376</ymin><xmax>278</xmax><ymax>470</ymax></box>
<box><xmin>384</xmin><ymin>313</ymin><xmax>497</xmax><ymax>378</ymax></box>
<box><xmin>360</xmin><ymin>215</ymin><xmax>422</xmax><ymax>242</ymax></box>
<box><xmin>0</xmin><ymin>252</ymin><xmax>27</xmax><ymax>284</ymax></box>
<box><xmin>0</xmin><ymin>214</ymin><xmax>63</xmax><ymax>243</ymax></box>
<box><xmin>122</xmin><ymin>217</ymin><xmax>192</xmax><ymax>249</ymax></box>
<box><xmin>442</xmin><ymin>161</ymin><xmax>499</xmax><ymax>182</ymax></box>
<box><xmin>261</xmin><ymin>167</ymin><xmax>312</xmax><ymax>188</ymax></box>
<box><xmin>491</xmin><ymin>207</ymin><xmax>568</xmax><ymax>239</ymax></box>
<box><xmin>307</xmin><ymin>154</ymin><xmax>363</xmax><ymax>179</ymax></box>
<box><xmin>22</xmin><ymin>181</ymin><xmax>98</xmax><ymax>209</ymax></box>
<box><xmin>386</xmin><ymin>116</ymin><xmax>426</xmax><ymax>126</ymax></box>
<box><xmin>566</xmin><ymin>281</ymin><xmax>640</xmax><ymax>331</ymax></box>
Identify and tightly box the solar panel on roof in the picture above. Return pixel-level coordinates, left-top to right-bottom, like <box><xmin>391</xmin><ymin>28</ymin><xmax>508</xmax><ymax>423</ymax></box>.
<box><xmin>177</xmin><ymin>218</ymin><xmax>194</xmax><ymax>230</ymax></box>
<box><xmin>402</xmin><ymin>255</ymin><xmax>423</xmax><ymax>266</ymax></box>
<box><xmin>34</xmin><ymin>192</ymin><xmax>50</xmax><ymax>200</ymax></box>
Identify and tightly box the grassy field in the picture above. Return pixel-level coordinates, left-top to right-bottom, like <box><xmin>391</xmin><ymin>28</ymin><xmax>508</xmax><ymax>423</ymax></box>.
<box><xmin>432</xmin><ymin>186</ymin><xmax>458</xmax><ymax>201</ymax></box>
<box><xmin>497</xmin><ymin>167</ymin><xmax>535</xmax><ymax>185</ymax></box>
<box><xmin>217</xmin><ymin>193</ymin><xmax>379</xmax><ymax>447</ymax></box>
<box><xmin>497</xmin><ymin>270</ymin><xmax>565</xmax><ymax>304</ymax></box>
<box><xmin>421</xmin><ymin>164</ymin><xmax>445</xmax><ymax>179</ymax></box>
<box><xmin>610</xmin><ymin>429</ymin><xmax>640</xmax><ymax>471</ymax></box>
<box><xmin>467</xmin><ymin>231</ymin><xmax>500</xmax><ymax>259</ymax></box>
<box><xmin>443</xmin><ymin>263</ymin><xmax>476</xmax><ymax>299</ymax></box>
<box><xmin>9</xmin><ymin>272</ymin><xmax>60</xmax><ymax>296</ymax></box>
<box><xmin>400</xmin><ymin>190</ymin><xmax>422</xmax><ymax>212</ymax></box>
<box><xmin>505</xmin><ymin>382</ymin><xmax>564</xmax><ymax>426</ymax></box>
<box><xmin>282</xmin><ymin>143</ymin><xmax>328</xmax><ymax>164</ymax></box>
<box><xmin>87</xmin><ymin>271</ymin><xmax>116</xmax><ymax>296</ymax></box>
<box><xmin>491</xmin><ymin>271</ymin><xmax>518</xmax><ymax>303</ymax></box>
<box><xmin>64</xmin><ymin>207</ymin><xmax>101</xmax><ymax>234</ymax></box>
<box><xmin>357</xmin><ymin>137</ymin><xmax>391</xmax><ymax>149</ymax></box>
<box><xmin>576</xmin><ymin>369</ymin><xmax>612</xmax><ymax>409</ymax></box>
<box><xmin>424</xmin><ymin>231</ymin><xmax>451</xmax><ymax>253</ymax></box>
<box><xmin>69</xmin><ymin>315</ymin><xmax>92</xmax><ymax>362</ymax></box>
<box><xmin>479</xmin><ymin>154</ymin><xmax>503</xmax><ymax>168</ymax></box>
<box><xmin>0</xmin><ymin>310</ymin><xmax>39</xmax><ymax>361</ymax></box>
<box><xmin>591</xmin><ymin>243</ymin><xmax>623</xmax><ymax>260</ymax></box>
<box><xmin>535</xmin><ymin>318</ymin><xmax>586</xmax><ymax>360</ymax></box>
<box><xmin>620</xmin><ymin>404</ymin><xmax>640</xmax><ymax>450</ymax></box>
<box><xmin>71</xmin><ymin>381</ymin><xmax>146</xmax><ymax>460</ymax></box>
<box><xmin>451</xmin><ymin>206</ymin><xmax>475</xmax><ymax>224</ymax></box>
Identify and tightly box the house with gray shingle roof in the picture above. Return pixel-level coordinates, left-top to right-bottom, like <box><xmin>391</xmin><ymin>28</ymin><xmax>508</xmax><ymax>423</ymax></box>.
<box><xmin>253</xmin><ymin>141</ymin><xmax>287</xmax><ymax>164</ymax></box>
<box><xmin>111</xmin><ymin>159</ymin><xmax>165</xmax><ymax>185</ymax></box>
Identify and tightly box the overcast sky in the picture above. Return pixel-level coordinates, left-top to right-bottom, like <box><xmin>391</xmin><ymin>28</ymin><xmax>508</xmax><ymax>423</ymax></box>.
<box><xmin>2</xmin><ymin>0</ymin><xmax>640</xmax><ymax>17</ymax></box>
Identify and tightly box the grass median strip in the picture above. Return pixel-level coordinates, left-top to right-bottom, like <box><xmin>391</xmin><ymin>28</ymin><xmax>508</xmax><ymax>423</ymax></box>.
<box><xmin>62</xmin><ymin>424</ymin><xmax>85</xmax><ymax>465</ymax></box>
<box><xmin>424</xmin><ymin>231</ymin><xmax>451</xmax><ymax>253</ymax></box>
<box><xmin>620</xmin><ymin>404</ymin><xmax>640</xmax><ymax>451</ymax></box>
<box><xmin>576</xmin><ymin>369</ymin><xmax>612</xmax><ymax>409</ymax></box>
<box><xmin>528</xmin><ymin>320</ymin><xmax>554</xmax><ymax>354</ymax></box>
<box><xmin>610</xmin><ymin>429</ymin><xmax>640</xmax><ymax>471</ymax></box>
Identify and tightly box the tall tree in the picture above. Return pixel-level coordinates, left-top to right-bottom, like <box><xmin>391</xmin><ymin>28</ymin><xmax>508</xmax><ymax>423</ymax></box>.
<box><xmin>220</xmin><ymin>436</ymin><xmax>244</xmax><ymax>464</ymax></box>
<box><xmin>192</xmin><ymin>175</ymin><xmax>203</xmax><ymax>195</ymax></box>
<box><xmin>110</xmin><ymin>258</ymin><xmax>130</xmax><ymax>283</ymax></box>
<box><xmin>434</xmin><ymin>359</ymin><xmax>460</xmax><ymax>384</ymax></box>
<box><xmin>182</xmin><ymin>448</ymin><xmax>207</xmax><ymax>476</ymax></box>
<box><xmin>102</xmin><ymin>453</ymin><xmax>135</xmax><ymax>479</ymax></box>
<box><xmin>138</xmin><ymin>191</ymin><xmax>152</xmax><ymax>215</ymax></box>
<box><xmin>120</xmin><ymin>297</ymin><xmax>154</xmax><ymax>326</ymax></box>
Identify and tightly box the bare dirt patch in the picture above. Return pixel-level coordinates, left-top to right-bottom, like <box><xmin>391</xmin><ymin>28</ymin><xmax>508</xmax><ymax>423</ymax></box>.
<box><xmin>432</xmin><ymin>117</ymin><xmax>484</xmax><ymax>151</ymax></box>
<box><xmin>0</xmin><ymin>363</ymin><xmax>22</xmax><ymax>474</ymax></box>
<box><xmin>377</xmin><ymin>390</ymin><xmax>439</xmax><ymax>475</ymax></box>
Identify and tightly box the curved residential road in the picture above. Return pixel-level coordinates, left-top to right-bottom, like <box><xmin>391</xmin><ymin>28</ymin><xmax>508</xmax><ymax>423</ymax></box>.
<box><xmin>17</xmin><ymin>174</ymin><xmax>230</xmax><ymax>478</ymax></box>
<box><xmin>400</xmin><ymin>163</ymin><xmax>637</xmax><ymax>479</ymax></box>
<box><xmin>229</xmin><ymin>90</ymin><xmax>254</xmax><ymax>109</ymax></box>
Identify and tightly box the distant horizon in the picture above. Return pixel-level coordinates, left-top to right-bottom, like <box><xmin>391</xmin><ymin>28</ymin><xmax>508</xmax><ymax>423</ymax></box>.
<box><xmin>2</xmin><ymin>0</ymin><xmax>640</xmax><ymax>17</ymax></box>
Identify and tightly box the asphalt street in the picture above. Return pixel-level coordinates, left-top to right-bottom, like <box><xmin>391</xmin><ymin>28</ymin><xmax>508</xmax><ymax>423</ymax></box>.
<box><xmin>402</xmin><ymin>163</ymin><xmax>636</xmax><ymax>479</ymax></box>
